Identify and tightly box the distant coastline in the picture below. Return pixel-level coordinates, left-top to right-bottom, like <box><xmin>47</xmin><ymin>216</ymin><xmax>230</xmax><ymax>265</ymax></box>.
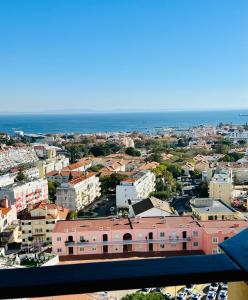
<box><xmin>1</xmin><ymin>110</ymin><xmax>248</xmax><ymax>134</ymax></box>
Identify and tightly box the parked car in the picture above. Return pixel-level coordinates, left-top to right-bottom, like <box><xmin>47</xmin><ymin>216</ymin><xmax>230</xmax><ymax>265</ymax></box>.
<box><xmin>176</xmin><ymin>292</ymin><xmax>187</xmax><ymax>300</ymax></box>
<box><xmin>191</xmin><ymin>293</ymin><xmax>201</xmax><ymax>300</ymax></box>
<box><xmin>191</xmin><ymin>292</ymin><xmax>202</xmax><ymax>300</ymax></box>
<box><xmin>184</xmin><ymin>284</ymin><xmax>195</xmax><ymax>294</ymax></box>
<box><xmin>218</xmin><ymin>290</ymin><xmax>228</xmax><ymax>300</ymax></box>
<box><xmin>220</xmin><ymin>283</ymin><xmax>228</xmax><ymax>291</ymax></box>
<box><xmin>165</xmin><ymin>293</ymin><xmax>173</xmax><ymax>300</ymax></box>
<box><xmin>209</xmin><ymin>283</ymin><xmax>219</xmax><ymax>292</ymax></box>
<box><xmin>207</xmin><ymin>291</ymin><xmax>216</xmax><ymax>300</ymax></box>
<box><xmin>141</xmin><ymin>288</ymin><xmax>151</xmax><ymax>294</ymax></box>
<box><xmin>152</xmin><ymin>287</ymin><xmax>163</xmax><ymax>293</ymax></box>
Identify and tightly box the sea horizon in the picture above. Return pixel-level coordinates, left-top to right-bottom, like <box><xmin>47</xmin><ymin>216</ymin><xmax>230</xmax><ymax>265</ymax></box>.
<box><xmin>1</xmin><ymin>109</ymin><xmax>248</xmax><ymax>134</ymax></box>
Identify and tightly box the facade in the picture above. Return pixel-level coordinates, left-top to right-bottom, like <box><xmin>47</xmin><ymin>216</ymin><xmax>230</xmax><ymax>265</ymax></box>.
<box><xmin>116</xmin><ymin>171</ymin><xmax>156</xmax><ymax>208</ymax></box>
<box><xmin>0</xmin><ymin>197</ymin><xmax>17</xmax><ymax>233</ymax></box>
<box><xmin>21</xmin><ymin>201</ymin><xmax>68</xmax><ymax>246</ymax></box>
<box><xmin>38</xmin><ymin>155</ymin><xmax>70</xmax><ymax>178</ymax></box>
<box><xmin>52</xmin><ymin>216</ymin><xmax>248</xmax><ymax>258</ymax></box>
<box><xmin>209</xmin><ymin>168</ymin><xmax>233</xmax><ymax>204</ymax></box>
<box><xmin>190</xmin><ymin>198</ymin><xmax>243</xmax><ymax>221</ymax></box>
<box><xmin>56</xmin><ymin>173</ymin><xmax>101</xmax><ymax>211</ymax></box>
<box><xmin>0</xmin><ymin>179</ymin><xmax>48</xmax><ymax>212</ymax></box>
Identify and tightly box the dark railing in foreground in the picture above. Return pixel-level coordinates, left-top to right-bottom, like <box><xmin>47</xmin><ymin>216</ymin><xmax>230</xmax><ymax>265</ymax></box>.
<box><xmin>0</xmin><ymin>228</ymin><xmax>247</xmax><ymax>299</ymax></box>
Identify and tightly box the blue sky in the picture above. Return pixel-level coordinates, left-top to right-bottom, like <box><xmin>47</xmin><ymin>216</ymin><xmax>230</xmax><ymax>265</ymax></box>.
<box><xmin>0</xmin><ymin>0</ymin><xmax>247</xmax><ymax>112</ymax></box>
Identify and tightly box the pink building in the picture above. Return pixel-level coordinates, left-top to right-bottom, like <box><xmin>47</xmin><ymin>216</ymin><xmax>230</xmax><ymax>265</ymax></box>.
<box><xmin>52</xmin><ymin>216</ymin><xmax>248</xmax><ymax>259</ymax></box>
<box><xmin>0</xmin><ymin>179</ymin><xmax>48</xmax><ymax>212</ymax></box>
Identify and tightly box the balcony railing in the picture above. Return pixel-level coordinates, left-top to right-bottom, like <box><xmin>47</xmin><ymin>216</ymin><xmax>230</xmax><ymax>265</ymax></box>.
<box><xmin>0</xmin><ymin>228</ymin><xmax>248</xmax><ymax>299</ymax></box>
<box><xmin>65</xmin><ymin>240</ymin><xmax>75</xmax><ymax>246</ymax></box>
<box><xmin>73</xmin><ymin>237</ymin><xmax>191</xmax><ymax>246</ymax></box>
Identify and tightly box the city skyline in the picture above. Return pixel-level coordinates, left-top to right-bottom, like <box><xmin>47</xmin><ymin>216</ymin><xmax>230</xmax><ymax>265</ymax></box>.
<box><xmin>0</xmin><ymin>0</ymin><xmax>247</xmax><ymax>112</ymax></box>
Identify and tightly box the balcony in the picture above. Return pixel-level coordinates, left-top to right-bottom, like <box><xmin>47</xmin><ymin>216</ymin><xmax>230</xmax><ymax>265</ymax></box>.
<box><xmin>65</xmin><ymin>240</ymin><xmax>75</xmax><ymax>246</ymax></box>
<box><xmin>0</xmin><ymin>228</ymin><xmax>248</xmax><ymax>299</ymax></box>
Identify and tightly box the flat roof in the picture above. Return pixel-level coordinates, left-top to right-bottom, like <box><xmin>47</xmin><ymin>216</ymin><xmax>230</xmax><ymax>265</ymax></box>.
<box><xmin>191</xmin><ymin>199</ymin><xmax>237</xmax><ymax>214</ymax></box>
<box><xmin>53</xmin><ymin>216</ymin><xmax>199</xmax><ymax>233</ymax></box>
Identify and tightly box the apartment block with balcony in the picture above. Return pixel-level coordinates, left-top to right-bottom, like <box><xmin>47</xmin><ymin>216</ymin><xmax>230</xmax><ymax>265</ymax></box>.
<box><xmin>56</xmin><ymin>173</ymin><xmax>101</xmax><ymax>211</ymax></box>
<box><xmin>0</xmin><ymin>179</ymin><xmax>48</xmax><ymax>212</ymax></box>
<box><xmin>21</xmin><ymin>200</ymin><xmax>68</xmax><ymax>246</ymax></box>
<box><xmin>116</xmin><ymin>171</ymin><xmax>156</xmax><ymax>208</ymax></box>
<box><xmin>52</xmin><ymin>216</ymin><xmax>248</xmax><ymax>259</ymax></box>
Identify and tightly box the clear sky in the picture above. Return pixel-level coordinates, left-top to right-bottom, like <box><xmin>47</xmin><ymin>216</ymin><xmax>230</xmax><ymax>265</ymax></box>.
<box><xmin>0</xmin><ymin>0</ymin><xmax>247</xmax><ymax>113</ymax></box>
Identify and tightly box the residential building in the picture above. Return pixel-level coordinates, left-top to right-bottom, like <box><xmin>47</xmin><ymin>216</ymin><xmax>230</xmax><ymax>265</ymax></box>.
<box><xmin>52</xmin><ymin>216</ymin><xmax>248</xmax><ymax>258</ymax></box>
<box><xmin>20</xmin><ymin>201</ymin><xmax>68</xmax><ymax>246</ymax></box>
<box><xmin>129</xmin><ymin>197</ymin><xmax>174</xmax><ymax>217</ymax></box>
<box><xmin>38</xmin><ymin>155</ymin><xmax>70</xmax><ymax>178</ymax></box>
<box><xmin>209</xmin><ymin>168</ymin><xmax>233</xmax><ymax>204</ymax></box>
<box><xmin>56</xmin><ymin>173</ymin><xmax>101</xmax><ymax>211</ymax></box>
<box><xmin>190</xmin><ymin>198</ymin><xmax>243</xmax><ymax>221</ymax></box>
<box><xmin>46</xmin><ymin>170</ymin><xmax>84</xmax><ymax>184</ymax></box>
<box><xmin>0</xmin><ymin>174</ymin><xmax>14</xmax><ymax>188</ymax></box>
<box><xmin>0</xmin><ymin>197</ymin><xmax>17</xmax><ymax>232</ymax></box>
<box><xmin>0</xmin><ymin>179</ymin><xmax>48</xmax><ymax>212</ymax></box>
<box><xmin>116</xmin><ymin>171</ymin><xmax>156</xmax><ymax>208</ymax></box>
<box><xmin>62</xmin><ymin>158</ymin><xmax>92</xmax><ymax>172</ymax></box>
<box><xmin>33</xmin><ymin>144</ymin><xmax>57</xmax><ymax>159</ymax></box>
<box><xmin>182</xmin><ymin>162</ymin><xmax>195</xmax><ymax>176</ymax></box>
<box><xmin>0</xmin><ymin>146</ymin><xmax>38</xmax><ymax>172</ymax></box>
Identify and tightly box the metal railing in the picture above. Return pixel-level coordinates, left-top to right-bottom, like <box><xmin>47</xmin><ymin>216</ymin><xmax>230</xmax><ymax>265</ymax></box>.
<box><xmin>0</xmin><ymin>228</ymin><xmax>247</xmax><ymax>299</ymax></box>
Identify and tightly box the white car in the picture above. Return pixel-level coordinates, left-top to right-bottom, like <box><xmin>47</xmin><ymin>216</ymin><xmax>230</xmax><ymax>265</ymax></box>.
<box><xmin>209</xmin><ymin>283</ymin><xmax>219</xmax><ymax>292</ymax></box>
<box><xmin>141</xmin><ymin>288</ymin><xmax>151</xmax><ymax>294</ymax></box>
<box><xmin>176</xmin><ymin>292</ymin><xmax>187</xmax><ymax>300</ymax></box>
<box><xmin>207</xmin><ymin>291</ymin><xmax>216</xmax><ymax>300</ymax></box>
<box><xmin>218</xmin><ymin>290</ymin><xmax>228</xmax><ymax>300</ymax></box>
<box><xmin>191</xmin><ymin>293</ymin><xmax>201</xmax><ymax>300</ymax></box>
<box><xmin>220</xmin><ymin>283</ymin><xmax>228</xmax><ymax>291</ymax></box>
<box><xmin>165</xmin><ymin>293</ymin><xmax>173</xmax><ymax>300</ymax></box>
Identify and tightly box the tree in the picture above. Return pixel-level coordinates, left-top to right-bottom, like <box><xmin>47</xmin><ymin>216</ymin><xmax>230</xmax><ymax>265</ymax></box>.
<box><xmin>147</xmin><ymin>153</ymin><xmax>162</xmax><ymax>163</ymax></box>
<box><xmin>122</xmin><ymin>291</ymin><xmax>170</xmax><ymax>300</ymax></box>
<box><xmin>88</xmin><ymin>164</ymin><xmax>104</xmax><ymax>172</ymax></box>
<box><xmin>194</xmin><ymin>182</ymin><xmax>209</xmax><ymax>197</ymax></box>
<box><xmin>48</xmin><ymin>180</ymin><xmax>59</xmax><ymax>202</ymax></box>
<box><xmin>100</xmin><ymin>173</ymin><xmax>128</xmax><ymax>194</ymax></box>
<box><xmin>166</xmin><ymin>164</ymin><xmax>182</xmax><ymax>179</ymax></box>
<box><xmin>16</xmin><ymin>171</ymin><xmax>26</xmax><ymax>182</ymax></box>
<box><xmin>68</xmin><ymin>145</ymin><xmax>81</xmax><ymax>163</ymax></box>
<box><xmin>69</xmin><ymin>211</ymin><xmax>78</xmax><ymax>220</ymax></box>
<box><xmin>125</xmin><ymin>147</ymin><xmax>141</xmax><ymax>157</ymax></box>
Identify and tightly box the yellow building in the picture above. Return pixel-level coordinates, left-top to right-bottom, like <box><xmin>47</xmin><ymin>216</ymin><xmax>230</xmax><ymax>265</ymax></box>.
<box><xmin>21</xmin><ymin>201</ymin><xmax>68</xmax><ymax>246</ymax></box>
<box><xmin>190</xmin><ymin>198</ymin><xmax>243</xmax><ymax>221</ymax></box>
<box><xmin>209</xmin><ymin>168</ymin><xmax>233</xmax><ymax>204</ymax></box>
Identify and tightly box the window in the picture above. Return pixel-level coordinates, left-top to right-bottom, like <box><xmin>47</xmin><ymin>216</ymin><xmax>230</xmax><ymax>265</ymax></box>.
<box><xmin>212</xmin><ymin>248</ymin><xmax>218</xmax><ymax>254</ymax></box>
<box><xmin>92</xmin><ymin>247</ymin><xmax>97</xmax><ymax>251</ymax></box>
<box><xmin>57</xmin><ymin>248</ymin><xmax>62</xmax><ymax>253</ymax></box>
<box><xmin>160</xmin><ymin>232</ymin><xmax>165</xmax><ymax>237</ymax></box>
<box><xmin>160</xmin><ymin>244</ymin><xmax>165</xmax><ymax>249</ymax></box>
<box><xmin>192</xmin><ymin>231</ymin><xmax>198</xmax><ymax>237</ymax></box>
<box><xmin>57</xmin><ymin>237</ymin><xmax>61</xmax><ymax>242</ymax></box>
<box><xmin>80</xmin><ymin>247</ymin><xmax>84</xmax><ymax>251</ymax></box>
<box><xmin>212</xmin><ymin>237</ymin><xmax>219</xmax><ymax>244</ymax></box>
<box><xmin>193</xmin><ymin>242</ymin><xmax>199</xmax><ymax>247</ymax></box>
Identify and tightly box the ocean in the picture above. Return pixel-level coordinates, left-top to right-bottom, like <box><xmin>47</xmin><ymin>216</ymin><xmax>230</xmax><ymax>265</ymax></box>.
<box><xmin>0</xmin><ymin>110</ymin><xmax>248</xmax><ymax>134</ymax></box>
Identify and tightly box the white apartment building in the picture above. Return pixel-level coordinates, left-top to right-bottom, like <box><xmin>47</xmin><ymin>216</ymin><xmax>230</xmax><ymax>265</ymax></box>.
<box><xmin>0</xmin><ymin>197</ymin><xmax>17</xmax><ymax>233</ymax></box>
<box><xmin>21</xmin><ymin>201</ymin><xmax>68</xmax><ymax>246</ymax></box>
<box><xmin>56</xmin><ymin>173</ymin><xmax>101</xmax><ymax>211</ymax></box>
<box><xmin>0</xmin><ymin>174</ymin><xmax>15</xmax><ymax>188</ymax></box>
<box><xmin>0</xmin><ymin>179</ymin><xmax>48</xmax><ymax>212</ymax></box>
<box><xmin>209</xmin><ymin>168</ymin><xmax>233</xmax><ymax>204</ymax></box>
<box><xmin>228</xmin><ymin>130</ymin><xmax>248</xmax><ymax>142</ymax></box>
<box><xmin>116</xmin><ymin>171</ymin><xmax>156</xmax><ymax>208</ymax></box>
